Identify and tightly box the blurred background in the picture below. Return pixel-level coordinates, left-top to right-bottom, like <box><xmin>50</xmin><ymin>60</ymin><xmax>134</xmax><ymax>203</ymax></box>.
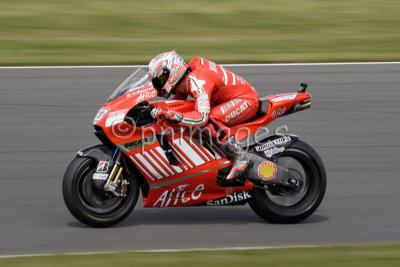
<box><xmin>0</xmin><ymin>0</ymin><xmax>399</xmax><ymax>66</ymax></box>
<box><xmin>1</xmin><ymin>0</ymin><xmax>400</xmax><ymax>263</ymax></box>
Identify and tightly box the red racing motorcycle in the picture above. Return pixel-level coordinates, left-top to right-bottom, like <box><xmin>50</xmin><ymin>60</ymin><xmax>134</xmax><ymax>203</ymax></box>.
<box><xmin>62</xmin><ymin>68</ymin><xmax>326</xmax><ymax>227</ymax></box>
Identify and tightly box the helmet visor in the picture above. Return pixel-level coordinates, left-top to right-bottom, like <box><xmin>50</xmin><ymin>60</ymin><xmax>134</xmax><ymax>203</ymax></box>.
<box><xmin>151</xmin><ymin>77</ymin><xmax>163</xmax><ymax>91</ymax></box>
<box><xmin>151</xmin><ymin>68</ymin><xmax>170</xmax><ymax>92</ymax></box>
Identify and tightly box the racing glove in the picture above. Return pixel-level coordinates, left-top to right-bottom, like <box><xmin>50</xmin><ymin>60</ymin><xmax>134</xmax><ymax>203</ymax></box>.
<box><xmin>150</xmin><ymin>107</ymin><xmax>183</xmax><ymax>123</ymax></box>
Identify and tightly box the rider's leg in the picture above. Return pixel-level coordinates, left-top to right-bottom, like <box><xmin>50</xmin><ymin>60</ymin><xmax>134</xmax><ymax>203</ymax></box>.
<box><xmin>207</xmin><ymin>98</ymin><xmax>259</xmax><ymax>181</ymax></box>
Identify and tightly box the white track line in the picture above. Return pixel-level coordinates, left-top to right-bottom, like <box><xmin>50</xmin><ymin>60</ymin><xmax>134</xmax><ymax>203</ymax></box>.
<box><xmin>0</xmin><ymin>245</ymin><xmax>320</xmax><ymax>259</ymax></box>
<box><xmin>0</xmin><ymin>62</ymin><xmax>400</xmax><ymax>69</ymax></box>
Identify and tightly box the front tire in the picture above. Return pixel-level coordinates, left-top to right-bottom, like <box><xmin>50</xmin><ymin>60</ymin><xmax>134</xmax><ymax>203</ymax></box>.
<box><xmin>248</xmin><ymin>140</ymin><xmax>326</xmax><ymax>223</ymax></box>
<box><xmin>62</xmin><ymin>157</ymin><xmax>139</xmax><ymax>227</ymax></box>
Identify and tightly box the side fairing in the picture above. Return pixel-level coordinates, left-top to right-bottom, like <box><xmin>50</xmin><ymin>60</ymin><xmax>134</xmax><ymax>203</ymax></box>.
<box><xmin>115</xmin><ymin>130</ymin><xmax>253</xmax><ymax>207</ymax></box>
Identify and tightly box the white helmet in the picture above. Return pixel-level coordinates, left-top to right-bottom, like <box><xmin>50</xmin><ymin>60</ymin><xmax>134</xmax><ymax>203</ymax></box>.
<box><xmin>147</xmin><ymin>50</ymin><xmax>187</xmax><ymax>98</ymax></box>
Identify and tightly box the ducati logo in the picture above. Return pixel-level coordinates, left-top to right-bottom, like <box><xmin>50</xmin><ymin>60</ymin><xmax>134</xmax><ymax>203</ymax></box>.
<box><xmin>225</xmin><ymin>100</ymin><xmax>249</xmax><ymax>122</ymax></box>
<box><xmin>119</xmin><ymin>137</ymin><xmax>156</xmax><ymax>152</ymax></box>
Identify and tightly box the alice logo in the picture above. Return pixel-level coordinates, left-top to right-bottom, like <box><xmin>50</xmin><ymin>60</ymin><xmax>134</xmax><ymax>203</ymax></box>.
<box><xmin>258</xmin><ymin>162</ymin><xmax>277</xmax><ymax>181</ymax></box>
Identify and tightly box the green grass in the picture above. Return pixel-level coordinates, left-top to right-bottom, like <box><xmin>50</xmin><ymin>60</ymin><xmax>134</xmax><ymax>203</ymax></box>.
<box><xmin>1</xmin><ymin>244</ymin><xmax>400</xmax><ymax>267</ymax></box>
<box><xmin>0</xmin><ymin>0</ymin><xmax>399</xmax><ymax>65</ymax></box>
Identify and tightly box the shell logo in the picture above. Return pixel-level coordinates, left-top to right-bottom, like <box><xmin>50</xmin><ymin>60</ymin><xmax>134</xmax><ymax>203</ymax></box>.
<box><xmin>258</xmin><ymin>162</ymin><xmax>277</xmax><ymax>181</ymax></box>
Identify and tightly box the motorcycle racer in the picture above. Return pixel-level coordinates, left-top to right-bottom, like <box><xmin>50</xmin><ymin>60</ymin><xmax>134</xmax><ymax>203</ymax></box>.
<box><xmin>148</xmin><ymin>50</ymin><xmax>259</xmax><ymax>183</ymax></box>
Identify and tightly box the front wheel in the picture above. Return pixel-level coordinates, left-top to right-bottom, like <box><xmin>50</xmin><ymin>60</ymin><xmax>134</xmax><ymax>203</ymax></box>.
<box><xmin>62</xmin><ymin>157</ymin><xmax>139</xmax><ymax>227</ymax></box>
<box><xmin>248</xmin><ymin>140</ymin><xmax>326</xmax><ymax>223</ymax></box>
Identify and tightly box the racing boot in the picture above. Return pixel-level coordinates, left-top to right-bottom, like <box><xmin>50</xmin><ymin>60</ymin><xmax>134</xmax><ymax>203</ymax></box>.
<box><xmin>218</xmin><ymin>136</ymin><xmax>248</xmax><ymax>186</ymax></box>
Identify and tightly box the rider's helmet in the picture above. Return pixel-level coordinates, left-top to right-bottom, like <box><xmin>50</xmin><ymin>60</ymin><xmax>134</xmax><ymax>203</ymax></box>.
<box><xmin>147</xmin><ymin>50</ymin><xmax>187</xmax><ymax>99</ymax></box>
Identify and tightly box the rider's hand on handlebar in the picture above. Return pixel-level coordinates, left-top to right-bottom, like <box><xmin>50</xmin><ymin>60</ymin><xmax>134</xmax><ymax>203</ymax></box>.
<box><xmin>150</xmin><ymin>107</ymin><xmax>183</xmax><ymax>123</ymax></box>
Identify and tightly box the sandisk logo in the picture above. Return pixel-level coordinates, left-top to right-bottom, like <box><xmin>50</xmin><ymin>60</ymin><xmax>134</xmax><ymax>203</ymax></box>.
<box><xmin>206</xmin><ymin>191</ymin><xmax>251</xmax><ymax>206</ymax></box>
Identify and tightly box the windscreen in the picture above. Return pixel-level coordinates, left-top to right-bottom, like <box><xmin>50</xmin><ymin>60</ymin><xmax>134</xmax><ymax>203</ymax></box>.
<box><xmin>107</xmin><ymin>68</ymin><xmax>151</xmax><ymax>102</ymax></box>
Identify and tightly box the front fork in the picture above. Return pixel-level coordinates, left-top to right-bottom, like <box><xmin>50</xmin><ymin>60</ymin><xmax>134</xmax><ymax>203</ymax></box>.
<box><xmin>103</xmin><ymin>148</ymin><xmax>129</xmax><ymax>197</ymax></box>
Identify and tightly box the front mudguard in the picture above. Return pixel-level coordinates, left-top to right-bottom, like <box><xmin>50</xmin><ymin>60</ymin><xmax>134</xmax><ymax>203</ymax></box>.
<box><xmin>77</xmin><ymin>144</ymin><xmax>114</xmax><ymax>162</ymax></box>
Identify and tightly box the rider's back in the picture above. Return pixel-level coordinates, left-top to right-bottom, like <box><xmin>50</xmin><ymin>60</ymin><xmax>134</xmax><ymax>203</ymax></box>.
<box><xmin>187</xmin><ymin>57</ymin><xmax>258</xmax><ymax>106</ymax></box>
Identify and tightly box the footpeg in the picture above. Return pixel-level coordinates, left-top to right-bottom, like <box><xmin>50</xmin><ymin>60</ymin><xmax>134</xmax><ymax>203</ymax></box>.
<box><xmin>217</xmin><ymin>174</ymin><xmax>245</xmax><ymax>187</ymax></box>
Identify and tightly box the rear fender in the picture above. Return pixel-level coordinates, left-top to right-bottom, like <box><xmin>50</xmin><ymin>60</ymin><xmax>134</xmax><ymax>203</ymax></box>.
<box><xmin>265</xmin><ymin>92</ymin><xmax>312</xmax><ymax>120</ymax></box>
<box><xmin>240</xmin><ymin>131</ymin><xmax>299</xmax><ymax>151</ymax></box>
<box><xmin>246</xmin><ymin>133</ymin><xmax>300</xmax><ymax>163</ymax></box>
<box><xmin>251</xmin><ymin>133</ymin><xmax>299</xmax><ymax>151</ymax></box>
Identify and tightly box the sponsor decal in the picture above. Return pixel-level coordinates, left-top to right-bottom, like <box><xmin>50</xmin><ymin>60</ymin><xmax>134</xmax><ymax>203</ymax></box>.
<box><xmin>96</xmin><ymin>161</ymin><xmax>110</xmax><ymax>173</ymax></box>
<box><xmin>271</xmin><ymin>94</ymin><xmax>297</xmax><ymax>102</ymax></box>
<box><xmin>169</xmin><ymin>65</ymin><xmax>182</xmax><ymax>84</ymax></box>
<box><xmin>167</xmin><ymin>103</ymin><xmax>184</xmax><ymax>109</ymax></box>
<box><xmin>138</xmin><ymin>89</ymin><xmax>157</xmax><ymax>102</ymax></box>
<box><xmin>93</xmin><ymin>107</ymin><xmax>110</xmax><ymax>123</ymax></box>
<box><xmin>225</xmin><ymin>100</ymin><xmax>249</xmax><ymax>122</ymax></box>
<box><xmin>206</xmin><ymin>191</ymin><xmax>251</xmax><ymax>206</ymax></box>
<box><xmin>270</xmin><ymin>106</ymin><xmax>287</xmax><ymax>119</ymax></box>
<box><xmin>197</xmin><ymin>92</ymin><xmax>210</xmax><ymax>113</ymax></box>
<box><xmin>255</xmin><ymin>136</ymin><xmax>291</xmax><ymax>151</ymax></box>
<box><xmin>293</xmin><ymin>103</ymin><xmax>301</xmax><ymax>111</ymax></box>
<box><xmin>220</xmin><ymin>99</ymin><xmax>242</xmax><ymax>114</ymax></box>
<box><xmin>258</xmin><ymin>161</ymin><xmax>277</xmax><ymax>181</ymax></box>
<box><xmin>208</xmin><ymin>61</ymin><xmax>218</xmax><ymax>73</ymax></box>
<box><xmin>105</xmin><ymin>109</ymin><xmax>129</xmax><ymax>127</ymax></box>
<box><xmin>126</xmin><ymin>85</ymin><xmax>153</xmax><ymax>98</ymax></box>
<box><xmin>189</xmin><ymin>75</ymin><xmax>206</xmax><ymax>95</ymax></box>
<box><xmin>119</xmin><ymin>136</ymin><xmax>156</xmax><ymax>152</ymax></box>
<box><xmin>153</xmin><ymin>184</ymin><xmax>205</xmax><ymax>207</ymax></box>
<box><xmin>264</xmin><ymin>147</ymin><xmax>285</xmax><ymax>158</ymax></box>
<box><xmin>92</xmin><ymin>173</ymin><xmax>108</xmax><ymax>180</ymax></box>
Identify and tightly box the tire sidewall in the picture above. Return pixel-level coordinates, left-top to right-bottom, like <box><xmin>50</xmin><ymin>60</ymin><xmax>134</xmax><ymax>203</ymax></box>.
<box><xmin>62</xmin><ymin>157</ymin><xmax>139</xmax><ymax>227</ymax></box>
<box><xmin>249</xmin><ymin>140</ymin><xmax>327</xmax><ymax>223</ymax></box>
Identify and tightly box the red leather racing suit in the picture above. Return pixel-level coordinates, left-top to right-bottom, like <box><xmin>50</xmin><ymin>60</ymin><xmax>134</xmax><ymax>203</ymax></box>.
<box><xmin>173</xmin><ymin>57</ymin><xmax>259</xmax><ymax>127</ymax></box>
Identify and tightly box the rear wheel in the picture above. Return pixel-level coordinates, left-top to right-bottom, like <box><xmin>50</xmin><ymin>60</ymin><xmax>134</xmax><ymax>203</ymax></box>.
<box><xmin>62</xmin><ymin>157</ymin><xmax>139</xmax><ymax>227</ymax></box>
<box><xmin>248</xmin><ymin>140</ymin><xmax>326</xmax><ymax>223</ymax></box>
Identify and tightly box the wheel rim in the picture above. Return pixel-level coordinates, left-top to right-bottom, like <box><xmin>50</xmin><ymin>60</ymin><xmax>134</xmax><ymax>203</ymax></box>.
<box><xmin>76</xmin><ymin>163</ymin><xmax>130</xmax><ymax>215</ymax></box>
<box><xmin>265</xmin><ymin>151</ymin><xmax>312</xmax><ymax>207</ymax></box>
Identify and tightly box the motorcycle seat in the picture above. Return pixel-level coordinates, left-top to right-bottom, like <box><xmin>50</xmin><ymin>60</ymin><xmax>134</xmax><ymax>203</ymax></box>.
<box><xmin>244</xmin><ymin>98</ymin><xmax>269</xmax><ymax>123</ymax></box>
<box><xmin>257</xmin><ymin>98</ymin><xmax>269</xmax><ymax>116</ymax></box>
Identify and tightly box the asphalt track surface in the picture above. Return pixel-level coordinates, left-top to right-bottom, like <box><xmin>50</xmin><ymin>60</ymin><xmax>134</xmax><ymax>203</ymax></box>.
<box><xmin>0</xmin><ymin>64</ymin><xmax>399</xmax><ymax>256</ymax></box>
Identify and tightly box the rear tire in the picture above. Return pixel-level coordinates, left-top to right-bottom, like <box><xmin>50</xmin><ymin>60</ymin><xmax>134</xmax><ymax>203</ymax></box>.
<box><xmin>248</xmin><ymin>140</ymin><xmax>326</xmax><ymax>223</ymax></box>
<box><xmin>62</xmin><ymin>157</ymin><xmax>139</xmax><ymax>227</ymax></box>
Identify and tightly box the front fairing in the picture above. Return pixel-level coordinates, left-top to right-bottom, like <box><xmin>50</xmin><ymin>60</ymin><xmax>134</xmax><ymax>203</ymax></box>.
<box><xmin>92</xmin><ymin>69</ymin><xmax>199</xmax><ymax>144</ymax></box>
<box><xmin>107</xmin><ymin>68</ymin><xmax>152</xmax><ymax>102</ymax></box>
<box><xmin>93</xmin><ymin>69</ymin><xmax>158</xmax><ymax>138</ymax></box>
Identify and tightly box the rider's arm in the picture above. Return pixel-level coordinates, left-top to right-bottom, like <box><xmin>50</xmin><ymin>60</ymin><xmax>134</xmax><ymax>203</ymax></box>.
<box><xmin>178</xmin><ymin>74</ymin><xmax>210</xmax><ymax>127</ymax></box>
